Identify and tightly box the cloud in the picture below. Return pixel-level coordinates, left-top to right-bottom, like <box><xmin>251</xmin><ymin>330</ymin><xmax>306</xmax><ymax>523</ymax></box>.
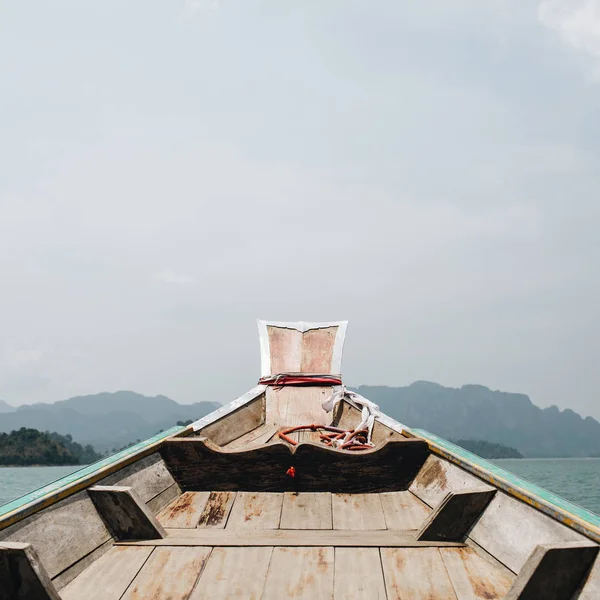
<box><xmin>154</xmin><ymin>271</ymin><xmax>197</xmax><ymax>285</ymax></box>
<box><xmin>538</xmin><ymin>0</ymin><xmax>600</xmax><ymax>76</ymax></box>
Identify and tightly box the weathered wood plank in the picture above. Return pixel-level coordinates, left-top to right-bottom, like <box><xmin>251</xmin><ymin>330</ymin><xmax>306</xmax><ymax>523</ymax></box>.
<box><xmin>121</xmin><ymin>529</ymin><xmax>466</xmax><ymax>547</ymax></box>
<box><xmin>0</xmin><ymin>491</ymin><xmax>111</xmax><ymax>579</ymax></box>
<box><xmin>189</xmin><ymin>547</ymin><xmax>272</xmax><ymax>599</ymax></box>
<box><xmin>0</xmin><ymin>542</ymin><xmax>60</xmax><ymax>600</ymax></box>
<box><xmin>226</xmin><ymin>492</ymin><xmax>282</xmax><ymax>529</ymax></box>
<box><xmin>440</xmin><ymin>547</ymin><xmax>515</xmax><ymax>600</ymax></box>
<box><xmin>101</xmin><ymin>453</ymin><xmax>177</xmax><ymax>504</ymax></box>
<box><xmin>156</xmin><ymin>492</ymin><xmax>209</xmax><ymax>529</ymax></box>
<box><xmin>160</xmin><ymin>437</ymin><xmax>428</xmax><ymax>493</ymax></box>
<box><xmin>280</xmin><ymin>493</ymin><xmax>332</xmax><ymax>529</ymax></box>
<box><xmin>380</xmin><ymin>491</ymin><xmax>432</xmax><ymax>530</ymax></box>
<box><xmin>262</xmin><ymin>547</ymin><xmax>334</xmax><ymax>599</ymax></box>
<box><xmin>51</xmin><ymin>539</ymin><xmax>113</xmax><ymax>591</ymax></box>
<box><xmin>410</xmin><ymin>454</ymin><xmax>485</xmax><ymax>508</ymax></box>
<box><xmin>224</xmin><ymin>425</ymin><xmax>277</xmax><ymax>450</ymax></box>
<box><xmin>469</xmin><ymin>490</ymin><xmax>587</xmax><ymax>574</ymax></box>
<box><xmin>121</xmin><ymin>546</ymin><xmax>211</xmax><ymax>600</ymax></box>
<box><xmin>334</xmin><ymin>547</ymin><xmax>387</xmax><ymax>599</ymax></box>
<box><xmin>266</xmin><ymin>386</ymin><xmax>332</xmax><ymax>427</ymax></box>
<box><xmin>332</xmin><ymin>493</ymin><xmax>386</xmax><ymax>530</ymax></box>
<box><xmin>60</xmin><ymin>546</ymin><xmax>152</xmax><ymax>600</ymax></box>
<box><xmin>266</xmin><ymin>326</ymin><xmax>303</xmax><ymax>374</ymax></box>
<box><xmin>197</xmin><ymin>492</ymin><xmax>236</xmax><ymax>529</ymax></box>
<box><xmin>380</xmin><ymin>547</ymin><xmax>457</xmax><ymax>599</ymax></box>
<box><xmin>146</xmin><ymin>482</ymin><xmax>181</xmax><ymax>515</ymax></box>
<box><xmin>418</xmin><ymin>486</ymin><xmax>496</xmax><ymax>542</ymax></box>
<box><xmin>301</xmin><ymin>327</ymin><xmax>337</xmax><ymax>372</ymax></box>
<box><xmin>505</xmin><ymin>542</ymin><xmax>599</xmax><ymax>600</ymax></box>
<box><xmin>198</xmin><ymin>393</ymin><xmax>265</xmax><ymax>446</ymax></box>
<box><xmin>88</xmin><ymin>486</ymin><xmax>166</xmax><ymax>541</ymax></box>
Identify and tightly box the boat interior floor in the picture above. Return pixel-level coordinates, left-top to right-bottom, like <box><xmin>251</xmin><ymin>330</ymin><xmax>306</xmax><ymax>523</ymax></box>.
<box><xmin>60</xmin><ymin>490</ymin><xmax>516</xmax><ymax>599</ymax></box>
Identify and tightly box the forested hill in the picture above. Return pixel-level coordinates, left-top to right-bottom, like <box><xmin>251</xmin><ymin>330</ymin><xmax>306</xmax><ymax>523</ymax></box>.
<box><xmin>0</xmin><ymin>428</ymin><xmax>102</xmax><ymax>466</ymax></box>
<box><xmin>355</xmin><ymin>382</ymin><xmax>600</xmax><ymax>458</ymax></box>
<box><xmin>0</xmin><ymin>392</ymin><xmax>219</xmax><ymax>452</ymax></box>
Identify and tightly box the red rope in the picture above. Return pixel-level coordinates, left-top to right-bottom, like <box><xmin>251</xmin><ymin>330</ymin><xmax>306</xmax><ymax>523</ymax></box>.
<box><xmin>278</xmin><ymin>424</ymin><xmax>373</xmax><ymax>452</ymax></box>
<box><xmin>259</xmin><ymin>373</ymin><xmax>342</xmax><ymax>387</ymax></box>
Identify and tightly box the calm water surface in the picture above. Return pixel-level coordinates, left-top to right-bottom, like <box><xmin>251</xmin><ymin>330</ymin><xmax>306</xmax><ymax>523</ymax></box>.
<box><xmin>0</xmin><ymin>466</ymin><xmax>83</xmax><ymax>507</ymax></box>
<box><xmin>0</xmin><ymin>459</ymin><xmax>599</xmax><ymax>516</ymax></box>
<box><xmin>493</xmin><ymin>457</ymin><xmax>600</xmax><ymax>516</ymax></box>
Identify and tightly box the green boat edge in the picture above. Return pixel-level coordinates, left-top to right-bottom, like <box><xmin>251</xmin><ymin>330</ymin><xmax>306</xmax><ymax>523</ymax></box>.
<box><xmin>406</xmin><ymin>428</ymin><xmax>600</xmax><ymax>543</ymax></box>
<box><xmin>0</xmin><ymin>425</ymin><xmax>189</xmax><ymax>530</ymax></box>
<box><xmin>1</xmin><ymin>423</ymin><xmax>599</xmax><ymax>545</ymax></box>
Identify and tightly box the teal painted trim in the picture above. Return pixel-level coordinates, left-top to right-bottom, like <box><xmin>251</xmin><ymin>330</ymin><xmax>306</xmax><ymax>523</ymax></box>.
<box><xmin>412</xmin><ymin>429</ymin><xmax>600</xmax><ymax>530</ymax></box>
<box><xmin>0</xmin><ymin>425</ymin><xmax>185</xmax><ymax>519</ymax></box>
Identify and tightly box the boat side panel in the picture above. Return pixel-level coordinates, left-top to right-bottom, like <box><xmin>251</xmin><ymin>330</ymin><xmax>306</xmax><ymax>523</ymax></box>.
<box><xmin>101</xmin><ymin>452</ymin><xmax>180</xmax><ymax>506</ymax></box>
<box><xmin>195</xmin><ymin>392</ymin><xmax>265</xmax><ymax>446</ymax></box>
<box><xmin>470</xmin><ymin>490</ymin><xmax>589</xmax><ymax>574</ymax></box>
<box><xmin>0</xmin><ymin>425</ymin><xmax>187</xmax><ymax>530</ymax></box>
<box><xmin>408</xmin><ymin>453</ymin><xmax>590</xmax><ymax>575</ymax></box>
<box><xmin>409</xmin><ymin>454</ymin><xmax>487</xmax><ymax>508</ymax></box>
<box><xmin>0</xmin><ymin>452</ymin><xmax>181</xmax><ymax>590</ymax></box>
<box><xmin>408</xmin><ymin>429</ymin><xmax>600</xmax><ymax>541</ymax></box>
<box><xmin>0</xmin><ymin>491</ymin><xmax>111</xmax><ymax>580</ymax></box>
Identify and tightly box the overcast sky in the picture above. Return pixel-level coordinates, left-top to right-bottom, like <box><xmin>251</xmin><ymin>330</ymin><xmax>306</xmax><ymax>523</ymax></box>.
<box><xmin>1</xmin><ymin>1</ymin><xmax>600</xmax><ymax>419</ymax></box>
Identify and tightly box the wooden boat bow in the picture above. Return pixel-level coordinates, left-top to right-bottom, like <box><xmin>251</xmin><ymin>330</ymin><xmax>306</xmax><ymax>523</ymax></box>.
<box><xmin>0</xmin><ymin>319</ymin><xmax>598</xmax><ymax>599</ymax></box>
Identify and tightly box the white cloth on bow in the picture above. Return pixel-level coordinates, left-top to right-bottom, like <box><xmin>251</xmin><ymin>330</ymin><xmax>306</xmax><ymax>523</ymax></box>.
<box><xmin>321</xmin><ymin>386</ymin><xmax>382</xmax><ymax>447</ymax></box>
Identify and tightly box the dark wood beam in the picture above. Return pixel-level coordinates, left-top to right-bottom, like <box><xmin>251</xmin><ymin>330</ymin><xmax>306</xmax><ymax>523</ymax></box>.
<box><xmin>0</xmin><ymin>542</ymin><xmax>60</xmax><ymax>600</ymax></box>
<box><xmin>417</xmin><ymin>486</ymin><xmax>496</xmax><ymax>542</ymax></box>
<box><xmin>88</xmin><ymin>486</ymin><xmax>166</xmax><ymax>541</ymax></box>
<box><xmin>505</xmin><ymin>542</ymin><xmax>599</xmax><ymax>600</ymax></box>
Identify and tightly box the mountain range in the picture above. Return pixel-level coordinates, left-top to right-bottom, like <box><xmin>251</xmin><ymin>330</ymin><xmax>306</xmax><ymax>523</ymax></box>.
<box><xmin>1</xmin><ymin>382</ymin><xmax>599</xmax><ymax>457</ymax></box>
<box><xmin>0</xmin><ymin>392</ymin><xmax>219</xmax><ymax>452</ymax></box>
<box><xmin>355</xmin><ymin>382</ymin><xmax>600</xmax><ymax>458</ymax></box>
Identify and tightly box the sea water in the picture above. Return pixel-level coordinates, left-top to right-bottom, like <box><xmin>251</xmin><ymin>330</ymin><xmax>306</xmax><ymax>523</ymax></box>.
<box><xmin>0</xmin><ymin>459</ymin><xmax>599</xmax><ymax>516</ymax></box>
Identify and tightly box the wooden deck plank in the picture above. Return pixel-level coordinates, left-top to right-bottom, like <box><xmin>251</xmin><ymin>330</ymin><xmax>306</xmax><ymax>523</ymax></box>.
<box><xmin>440</xmin><ymin>547</ymin><xmax>514</xmax><ymax>600</ymax></box>
<box><xmin>332</xmin><ymin>493</ymin><xmax>387</xmax><ymax>530</ymax></box>
<box><xmin>381</xmin><ymin>547</ymin><xmax>457</xmax><ymax>599</ymax></box>
<box><xmin>262</xmin><ymin>547</ymin><xmax>334</xmax><ymax>599</ymax></box>
<box><xmin>156</xmin><ymin>492</ymin><xmax>210</xmax><ymax>529</ymax></box>
<box><xmin>280</xmin><ymin>493</ymin><xmax>332</xmax><ymax>529</ymax></box>
<box><xmin>197</xmin><ymin>492</ymin><xmax>236</xmax><ymax>529</ymax></box>
<box><xmin>380</xmin><ymin>491</ymin><xmax>432</xmax><ymax>530</ymax></box>
<box><xmin>121</xmin><ymin>546</ymin><xmax>211</xmax><ymax>600</ymax></box>
<box><xmin>334</xmin><ymin>547</ymin><xmax>387</xmax><ymax>599</ymax></box>
<box><xmin>60</xmin><ymin>546</ymin><xmax>152</xmax><ymax>600</ymax></box>
<box><xmin>189</xmin><ymin>547</ymin><xmax>272</xmax><ymax>599</ymax></box>
<box><xmin>226</xmin><ymin>492</ymin><xmax>282</xmax><ymax>529</ymax></box>
<box><xmin>121</xmin><ymin>529</ymin><xmax>466</xmax><ymax>547</ymax></box>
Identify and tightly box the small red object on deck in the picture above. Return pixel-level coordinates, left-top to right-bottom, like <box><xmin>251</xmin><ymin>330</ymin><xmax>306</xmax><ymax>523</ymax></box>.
<box><xmin>286</xmin><ymin>466</ymin><xmax>296</xmax><ymax>478</ymax></box>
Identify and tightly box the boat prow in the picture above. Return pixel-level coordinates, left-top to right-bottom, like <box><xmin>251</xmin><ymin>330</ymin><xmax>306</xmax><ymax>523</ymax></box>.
<box><xmin>0</xmin><ymin>320</ymin><xmax>598</xmax><ymax>599</ymax></box>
